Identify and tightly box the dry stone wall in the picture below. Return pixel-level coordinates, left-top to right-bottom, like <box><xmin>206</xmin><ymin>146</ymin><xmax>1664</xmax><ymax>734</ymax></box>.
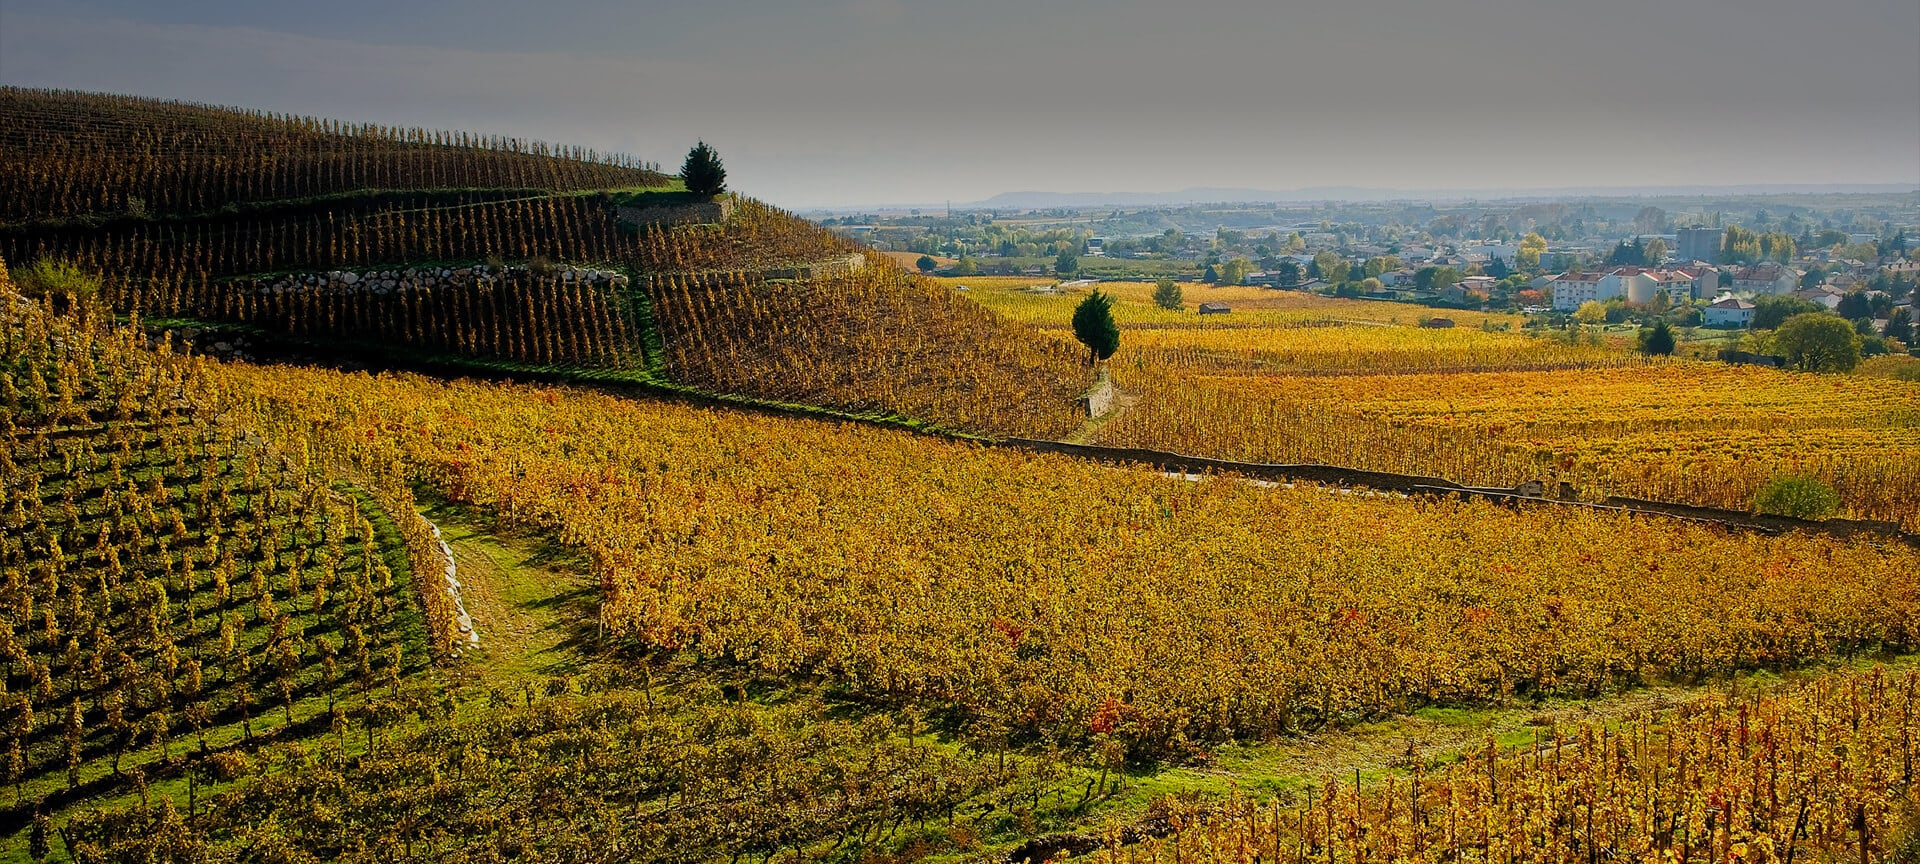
<box><xmin>255</xmin><ymin>263</ymin><xmax>628</xmax><ymax>298</ymax></box>
<box><xmin>615</xmin><ymin>197</ymin><xmax>733</xmax><ymax>227</ymax></box>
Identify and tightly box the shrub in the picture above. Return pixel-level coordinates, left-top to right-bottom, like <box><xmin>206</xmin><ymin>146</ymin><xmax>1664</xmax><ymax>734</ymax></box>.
<box><xmin>1152</xmin><ymin>279</ymin><xmax>1183</xmax><ymax>310</ymax></box>
<box><xmin>1752</xmin><ymin>474</ymin><xmax>1841</xmax><ymax>520</ymax></box>
<box><xmin>1774</xmin><ymin>312</ymin><xmax>1861</xmax><ymax>373</ymax></box>
<box><xmin>1638</xmin><ymin>319</ymin><xmax>1676</xmax><ymax>356</ymax></box>
<box><xmin>16</xmin><ymin>258</ymin><xmax>102</xmax><ymax>313</ymax></box>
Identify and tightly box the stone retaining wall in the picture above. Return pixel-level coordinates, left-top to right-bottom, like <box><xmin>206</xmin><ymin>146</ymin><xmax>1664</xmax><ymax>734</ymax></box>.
<box><xmin>1080</xmin><ymin>376</ymin><xmax>1115</xmax><ymax>418</ymax></box>
<box><xmin>615</xmin><ymin>197</ymin><xmax>734</xmax><ymax>227</ymax></box>
<box><xmin>255</xmin><ymin>263</ymin><xmax>628</xmax><ymax>297</ymax></box>
<box><xmin>758</xmin><ymin>253</ymin><xmax>868</xmax><ymax>281</ymax></box>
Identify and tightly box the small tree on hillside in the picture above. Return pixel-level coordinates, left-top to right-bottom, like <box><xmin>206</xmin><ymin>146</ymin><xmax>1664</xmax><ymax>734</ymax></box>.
<box><xmin>1638</xmin><ymin>319</ymin><xmax>1676</xmax><ymax>355</ymax></box>
<box><xmin>1055</xmin><ymin>250</ymin><xmax>1079</xmax><ymax>277</ymax></box>
<box><xmin>915</xmin><ymin>255</ymin><xmax>938</xmax><ymax>274</ymax></box>
<box><xmin>1072</xmin><ymin>290</ymin><xmax>1120</xmax><ymax>366</ymax></box>
<box><xmin>681</xmin><ymin>142</ymin><xmax>727</xmax><ymax>196</ymax></box>
<box><xmin>1152</xmin><ymin>279</ymin><xmax>1183</xmax><ymax>311</ymax></box>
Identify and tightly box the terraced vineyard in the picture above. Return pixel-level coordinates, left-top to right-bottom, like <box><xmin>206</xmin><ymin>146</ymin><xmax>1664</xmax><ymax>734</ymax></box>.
<box><xmin>0</xmin><ymin>88</ymin><xmax>668</xmax><ymax>224</ymax></box>
<box><xmin>0</xmin><ymin>88</ymin><xmax>1090</xmax><ymax>440</ymax></box>
<box><xmin>3</xmin><ymin>88</ymin><xmax>1916</xmax><ymax>863</ymax></box>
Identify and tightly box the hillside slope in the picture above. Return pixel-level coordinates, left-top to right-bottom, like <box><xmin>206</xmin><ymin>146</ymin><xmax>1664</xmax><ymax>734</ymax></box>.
<box><xmin>0</xmin><ymin>88</ymin><xmax>1091</xmax><ymax>438</ymax></box>
<box><xmin>4</xmin><ymin>254</ymin><xmax>1915</xmax><ymax>862</ymax></box>
<box><xmin>0</xmin><ymin>259</ymin><xmax>454</xmax><ymax>840</ymax></box>
<box><xmin>0</xmin><ymin>88</ymin><xmax>668</xmax><ymax>225</ymax></box>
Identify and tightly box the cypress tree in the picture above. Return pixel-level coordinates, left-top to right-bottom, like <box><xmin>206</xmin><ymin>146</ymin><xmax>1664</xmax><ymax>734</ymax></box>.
<box><xmin>1071</xmin><ymin>289</ymin><xmax>1120</xmax><ymax>365</ymax></box>
<box><xmin>680</xmin><ymin>142</ymin><xmax>727</xmax><ymax>197</ymax></box>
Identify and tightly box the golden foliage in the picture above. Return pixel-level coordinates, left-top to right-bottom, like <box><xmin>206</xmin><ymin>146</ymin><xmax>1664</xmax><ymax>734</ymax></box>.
<box><xmin>1106</xmin><ymin>668</ymin><xmax>1919</xmax><ymax>864</ymax></box>
<box><xmin>219</xmin><ymin>362</ymin><xmax>1920</xmax><ymax>751</ymax></box>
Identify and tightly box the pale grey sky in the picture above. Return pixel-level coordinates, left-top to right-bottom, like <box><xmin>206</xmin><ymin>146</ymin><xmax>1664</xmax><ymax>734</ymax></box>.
<box><xmin>3</xmin><ymin>0</ymin><xmax>1916</xmax><ymax>208</ymax></box>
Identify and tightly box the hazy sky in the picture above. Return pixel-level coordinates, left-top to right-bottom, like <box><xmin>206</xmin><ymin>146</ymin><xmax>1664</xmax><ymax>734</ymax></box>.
<box><xmin>3</xmin><ymin>0</ymin><xmax>1917</xmax><ymax>208</ymax></box>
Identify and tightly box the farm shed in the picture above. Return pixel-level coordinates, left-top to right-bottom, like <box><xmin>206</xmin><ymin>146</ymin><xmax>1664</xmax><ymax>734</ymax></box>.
<box><xmin>1198</xmin><ymin>302</ymin><xmax>1231</xmax><ymax>315</ymax></box>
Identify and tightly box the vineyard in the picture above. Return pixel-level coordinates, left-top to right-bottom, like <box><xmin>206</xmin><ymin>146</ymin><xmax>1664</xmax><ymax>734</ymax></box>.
<box><xmin>1</xmin><ymin>192</ymin><xmax>853</xmax><ymax>290</ymax></box>
<box><xmin>52</xmin><ymin>684</ymin><xmax>1043</xmax><ymax>863</ymax></box>
<box><xmin>214</xmin><ymin>361</ymin><xmax>1920</xmax><ymax>756</ymax></box>
<box><xmin>1090</xmin><ymin>668</ymin><xmax>1919</xmax><ymax>864</ymax></box>
<box><xmin>0</xmin><ymin>260</ymin><xmax>450</xmax><ymax>841</ymax></box>
<box><xmin>0</xmin><ymin>258</ymin><xmax>1067</xmax><ymax>861</ymax></box>
<box><xmin>651</xmin><ymin>264</ymin><xmax>1093</xmax><ymax>437</ymax></box>
<box><xmin>1091</xmin><ymin>367</ymin><xmax>1920</xmax><ymax>528</ymax></box>
<box><xmin>951</xmin><ymin>278</ymin><xmax>1920</xmax><ymax>529</ymax></box>
<box><xmin>174</xmin><ymin>264</ymin><xmax>644</xmax><ymax>370</ymax></box>
<box><xmin>0</xmin><ymin>89</ymin><xmax>1095</xmax><ymax>441</ymax></box>
<box><xmin>4</xmin><ymin>86</ymin><xmax>1919</xmax><ymax>862</ymax></box>
<box><xmin>1116</xmin><ymin>327</ymin><xmax>1637</xmax><ymax>377</ymax></box>
<box><xmin>958</xmin><ymin>277</ymin><xmax>1531</xmax><ymax>331</ymax></box>
<box><xmin>0</xmin><ymin>88</ymin><xmax>668</xmax><ymax>224</ymax></box>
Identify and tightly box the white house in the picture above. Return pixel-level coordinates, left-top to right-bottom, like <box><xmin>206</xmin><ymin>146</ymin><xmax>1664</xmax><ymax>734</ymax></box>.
<box><xmin>1634</xmin><ymin>268</ymin><xmax>1699</xmax><ymax>304</ymax></box>
<box><xmin>1693</xmin><ymin>266</ymin><xmax>1723</xmax><ymax>299</ymax></box>
<box><xmin>1473</xmin><ymin>242</ymin><xmax>1519</xmax><ymax>262</ymax></box>
<box><xmin>1550</xmin><ymin>267</ymin><xmax>1702</xmax><ymax>311</ymax></box>
<box><xmin>1704</xmin><ymin>297</ymin><xmax>1756</xmax><ymax>328</ymax></box>
<box><xmin>1549</xmin><ymin>271</ymin><xmax>1607</xmax><ymax>311</ymax></box>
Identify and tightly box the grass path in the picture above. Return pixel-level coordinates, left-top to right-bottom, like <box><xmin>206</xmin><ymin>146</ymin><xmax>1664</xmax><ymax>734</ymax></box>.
<box><xmin>419</xmin><ymin>502</ymin><xmax>602</xmax><ymax>683</ymax></box>
<box><xmin>1122</xmin><ymin>685</ymin><xmax>1689</xmax><ymax>806</ymax></box>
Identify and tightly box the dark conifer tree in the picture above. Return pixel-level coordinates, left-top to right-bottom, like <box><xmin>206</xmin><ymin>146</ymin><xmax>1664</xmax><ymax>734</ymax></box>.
<box><xmin>1071</xmin><ymin>290</ymin><xmax>1120</xmax><ymax>366</ymax></box>
<box><xmin>681</xmin><ymin>142</ymin><xmax>727</xmax><ymax>196</ymax></box>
